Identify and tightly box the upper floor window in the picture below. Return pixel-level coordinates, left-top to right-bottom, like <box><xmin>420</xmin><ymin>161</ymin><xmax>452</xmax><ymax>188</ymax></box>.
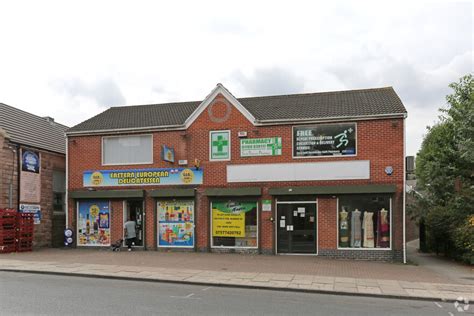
<box><xmin>102</xmin><ymin>135</ymin><xmax>153</xmax><ymax>165</ymax></box>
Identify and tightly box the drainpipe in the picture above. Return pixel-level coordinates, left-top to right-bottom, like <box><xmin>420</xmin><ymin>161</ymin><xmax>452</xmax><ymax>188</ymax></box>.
<box><xmin>403</xmin><ymin>118</ymin><xmax>407</xmax><ymax>264</ymax></box>
<box><xmin>65</xmin><ymin>135</ymin><xmax>69</xmax><ymax>228</ymax></box>
<box><xmin>8</xmin><ymin>145</ymin><xmax>17</xmax><ymax>208</ymax></box>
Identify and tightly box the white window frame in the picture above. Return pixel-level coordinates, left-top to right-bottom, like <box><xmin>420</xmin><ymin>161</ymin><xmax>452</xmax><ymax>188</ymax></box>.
<box><xmin>210</xmin><ymin>200</ymin><xmax>258</xmax><ymax>249</ymax></box>
<box><xmin>209</xmin><ymin>130</ymin><xmax>231</xmax><ymax>162</ymax></box>
<box><xmin>292</xmin><ymin>122</ymin><xmax>358</xmax><ymax>159</ymax></box>
<box><xmin>102</xmin><ymin>134</ymin><xmax>154</xmax><ymax>166</ymax></box>
<box><xmin>336</xmin><ymin>196</ymin><xmax>392</xmax><ymax>251</ymax></box>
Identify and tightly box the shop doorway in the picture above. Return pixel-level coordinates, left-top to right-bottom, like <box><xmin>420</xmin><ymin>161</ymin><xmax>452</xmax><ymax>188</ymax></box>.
<box><xmin>276</xmin><ymin>201</ymin><xmax>317</xmax><ymax>254</ymax></box>
<box><xmin>123</xmin><ymin>200</ymin><xmax>145</xmax><ymax>247</ymax></box>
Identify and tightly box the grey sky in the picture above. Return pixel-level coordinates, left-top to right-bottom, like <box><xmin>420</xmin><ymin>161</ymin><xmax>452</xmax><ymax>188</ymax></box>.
<box><xmin>0</xmin><ymin>1</ymin><xmax>471</xmax><ymax>156</ymax></box>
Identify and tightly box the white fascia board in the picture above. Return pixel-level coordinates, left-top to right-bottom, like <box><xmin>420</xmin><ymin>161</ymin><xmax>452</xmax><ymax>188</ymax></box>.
<box><xmin>184</xmin><ymin>83</ymin><xmax>256</xmax><ymax>128</ymax></box>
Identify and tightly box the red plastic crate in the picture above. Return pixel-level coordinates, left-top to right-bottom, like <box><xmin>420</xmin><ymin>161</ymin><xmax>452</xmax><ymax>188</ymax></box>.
<box><xmin>0</xmin><ymin>245</ymin><xmax>16</xmax><ymax>253</ymax></box>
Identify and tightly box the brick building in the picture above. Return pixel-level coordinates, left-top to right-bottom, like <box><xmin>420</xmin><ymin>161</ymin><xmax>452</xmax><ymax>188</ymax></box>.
<box><xmin>66</xmin><ymin>84</ymin><xmax>407</xmax><ymax>261</ymax></box>
<box><xmin>0</xmin><ymin>103</ymin><xmax>67</xmax><ymax>247</ymax></box>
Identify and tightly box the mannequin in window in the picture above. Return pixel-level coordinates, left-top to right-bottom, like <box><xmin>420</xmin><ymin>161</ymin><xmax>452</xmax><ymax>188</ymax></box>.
<box><xmin>363</xmin><ymin>211</ymin><xmax>375</xmax><ymax>248</ymax></box>
<box><xmin>339</xmin><ymin>208</ymin><xmax>349</xmax><ymax>247</ymax></box>
<box><xmin>377</xmin><ymin>208</ymin><xmax>390</xmax><ymax>248</ymax></box>
<box><xmin>351</xmin><ymin>208</ymin><xmax>362</xmax><ymax>248</ymax></box>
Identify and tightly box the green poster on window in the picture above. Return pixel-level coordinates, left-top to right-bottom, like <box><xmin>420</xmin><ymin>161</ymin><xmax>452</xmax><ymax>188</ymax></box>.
<box><xmin>210</xmin><ymin>131</ymin><xmax>230</xmax><ymax>160</ymax></box>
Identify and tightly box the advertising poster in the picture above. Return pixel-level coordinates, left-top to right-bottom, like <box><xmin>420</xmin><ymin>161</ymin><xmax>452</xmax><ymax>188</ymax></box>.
<box><xmin>240</xmin><ymin>137</ymin><xmax>282</xmax><ymax>157</ymax></box>
<box><xmin>20</xmin><ymin>149</ymin><xmax>41</xmax><ymax>203</ymax></box>
<box><xmin>293</xmin><ymin>123</ymin><xmax>356</xmax><ymax>157</ymax></box>
<box><xmin>157</xmin><ymin>200</ymin><xmax>194</xmax><ymax>247</ymax></box>
<box><xmin>19</xmin><ymin>204</ymin><xmax>41</xmax><ymax>224</ymax></box>
<box><xmin>77</xmin><ymin>200</ymin><xmax>110</xmax><ymax>246</ymax></box>
<box><xmin>211</xmin><ymin>201</ymin><xmax>256</xmax><ymax>237</ymax></box>
<box><xmin>83</xmin><ymin>167</ymin><xmax>203</xmax><ymax>187</ymax></box>
<box><xmin>210</xmin><ymin>130</ymin><xmax>230</xmax><ymax>160</ymax></box>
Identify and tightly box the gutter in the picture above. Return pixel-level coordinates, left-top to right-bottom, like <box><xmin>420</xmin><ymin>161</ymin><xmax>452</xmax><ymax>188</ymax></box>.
<box><xmin>65</xmin><ymin>113</ymin><xmax>407</xmax><ymax>137</ymax></box>
<box><xmin>254</xmin><ymin>113</ymin><xmax>407</xmax><ymax>126</ymax></box>
<box><xmin>66</xmin><ymin>124</ymin><xmax>186</xmax><ymax>137</ymax></box>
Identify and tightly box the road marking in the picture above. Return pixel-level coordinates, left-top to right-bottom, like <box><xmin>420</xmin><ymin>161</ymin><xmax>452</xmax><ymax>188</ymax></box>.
<box><xmin>433</xmin><ymin>302</ymin><xmax>443</xmax><ymax>308</ymax></box>
<box><xmin>201</xmin><ymin>287</ymin><xmax>212</xmax><ymax>291</ymax></box>
<box><xmin>170</xmin><ymin>293</ymin><xmax>201</xmax><ymax>300</ymax></box>
<box><xmin>448</xmin><ymin>312</ymin><xmax>454</xmax><ymax>316</ymax></box>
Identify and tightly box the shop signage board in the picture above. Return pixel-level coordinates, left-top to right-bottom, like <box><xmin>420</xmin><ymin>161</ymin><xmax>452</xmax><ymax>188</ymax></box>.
<box><xmin>161</xmin><ymin>145</ymin><xmax>175</xmax><ymax>163</ymax></box>
<box><xmin>19</xmin><ymin>204</ymin><xmax>41</xmax><ymax>224</ymax></box>
<box><xmin>211</xmin><ymin>201</ymin><xmax>256</xmax><ymax>237</ymax></box>
<box><xmin>262</xmin><ymin>200</ymin><xmax>272</xmax><ymax>212</ymax></box>
<box><xmin>293</xmin><ymin>123</ymin><xmax>356</xmax><ymax>157</ymax></box>
<box><xmin>210</xmin><ymin>130</ymin><xmax>230</xmax><ymax>160</ymax></box>
<box><xmin>240</xmin><ymin>137</ymin><xmax>282</xmax><ymax>157</ymax></box>
<box><xmin>157</xmin><ymin>200</ymin><xmax>194</xmax><ymax>248</ymax></box>
<box><xmin>83</xmin><ymin>167</ymin><xmax>203</xmax><ymax>187</ymax></box>
<box><xmin>77</xmin><ymin>200</ymin><xmax>111</xmax><ymax>246</ymax></box>
<box><xmin>20</xmin><ymin>149</ymin><xmax>41</xmax><ymax>203</ymax></box>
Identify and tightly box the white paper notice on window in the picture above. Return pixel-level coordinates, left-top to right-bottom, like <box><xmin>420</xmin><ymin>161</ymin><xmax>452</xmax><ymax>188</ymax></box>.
<box><xmin>280</xmin><ymin>220</ymin><xmax>285</xmax><ymax>228</ymax></box>
<box><xmin>310</xmin><ymin>216</ymin><xmax>315</xmax><ymax>222</ymax></box>
<box><xmin>293</xmin><ymin>211</ymin><xmax>298</xmax><ymax>217</ymax></box>
<box><xmin>297</xmin><ymin>207</ymin><xmax>305</xmax><ymax>213</ymax></box>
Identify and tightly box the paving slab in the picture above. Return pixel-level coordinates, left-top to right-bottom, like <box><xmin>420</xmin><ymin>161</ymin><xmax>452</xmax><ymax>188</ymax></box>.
<box><xmin>0</xmin><ymin>248</ymin><xmax>472</xmax><ymax>302</ymax></box>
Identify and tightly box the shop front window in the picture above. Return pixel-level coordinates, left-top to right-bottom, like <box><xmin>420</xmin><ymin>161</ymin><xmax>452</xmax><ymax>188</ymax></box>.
<box><xmin>338</xmin><ymin>195</ymin><xmax>391</xmax><ymax>249</ymax></box>
<box><xmin>157</xmin><ymin>200</ymin><xmax>194</xmax><ymax>248</ymax></box>
<box><xmin>77</xmin><ymin>200</ymin><xmax>111</xmax><ymax>246</ymax></box>
<box><xmin>211</xmin><ymin>201</ymin><xmax>258</xmax><ymax>248</ymax></box>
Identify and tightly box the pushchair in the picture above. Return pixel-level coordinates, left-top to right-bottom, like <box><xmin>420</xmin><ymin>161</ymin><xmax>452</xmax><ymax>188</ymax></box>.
<box><xmin>111</xmin><ymin>239</ymin><xmax>123</xmax><ymax>251</ymax></box>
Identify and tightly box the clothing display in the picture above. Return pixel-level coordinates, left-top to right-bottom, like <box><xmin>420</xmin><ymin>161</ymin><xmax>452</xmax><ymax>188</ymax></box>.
<box><xmin>363</xmin><ymin>211</ymin><xmax>375</xmax><ymax>248</ymax></box>
<box><xmin>377</xmin><ymin>208</ymin><xmax>390</xmax><ymax>248</ymax></box>
<box><xmin>350</xmin><ymin>209</ymin><xmax>362</xmax><ymax>247</ymax></box>
<box><xmin>339</xmin><ymin>209</ymin><xmax>350</xmax><ymax>247</ymax></box>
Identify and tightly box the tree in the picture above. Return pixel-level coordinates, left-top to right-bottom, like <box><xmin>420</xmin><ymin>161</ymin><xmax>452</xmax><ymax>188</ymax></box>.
<box><xmin>413</xmin><ymin>74</ymin><xmax>473</xmax><ymax>262</ymax></box>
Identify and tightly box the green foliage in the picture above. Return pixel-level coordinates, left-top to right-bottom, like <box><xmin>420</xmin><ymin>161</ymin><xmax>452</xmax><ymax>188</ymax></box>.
<box><xmin>414</xmin><ymin>74</ymin><xmax>474</xmax><ymax>263</ymax></box>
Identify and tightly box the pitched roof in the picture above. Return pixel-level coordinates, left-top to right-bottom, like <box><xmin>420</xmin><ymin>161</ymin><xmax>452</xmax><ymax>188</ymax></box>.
<box><xmin>68</xmin><ymin>101</ymin><xmax>200</xmax><ymax>133</ymax></box>
<box><xmin>67</xmin><ymin>86</ymin><xmax>406</xmax><ymax>134</ymax></box>
<box><xmin>0</xmin><ymin>103</ymin><xmax>68</xmax><ymax>154</ymax></box>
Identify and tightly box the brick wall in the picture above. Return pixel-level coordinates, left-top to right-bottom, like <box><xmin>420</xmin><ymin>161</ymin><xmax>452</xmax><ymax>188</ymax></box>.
<box><xmin>68</xmin><ymin>94</ymin><xmax>405</xmax><ymax>260</ymax></box>
<box><xmin>0</xmin><ymin>134</ymin><xmax>18</xmax><ymax>210</ymax></box>
<box><xmin>0</xmin><ymin>132</ymin><xmax>66</xmax><ymax>247</ymax></box>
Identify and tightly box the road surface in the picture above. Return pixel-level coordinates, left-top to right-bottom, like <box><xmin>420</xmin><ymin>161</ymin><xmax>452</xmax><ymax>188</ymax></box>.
<box><xmin>0</xmin><ymin>271</ymin><xmax>464</xmax><ymax>315</ymax></box>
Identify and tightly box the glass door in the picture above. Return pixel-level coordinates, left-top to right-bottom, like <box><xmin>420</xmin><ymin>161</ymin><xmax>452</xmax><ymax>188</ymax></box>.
<box><xmin>277</xmin><ymin>202</ymin><xmax>317</xmax><ymax>254</ymax></box>
<box><xmin>124</xmin><ymin>200</ymin><xmax>144</xmax><ymax>247</ymax></box>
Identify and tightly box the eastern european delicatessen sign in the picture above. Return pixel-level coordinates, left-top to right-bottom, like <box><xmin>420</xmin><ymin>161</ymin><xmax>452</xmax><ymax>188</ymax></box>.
<box><xmin>84</xmin><ymin>168</ymin><xmax>203</xmax><ymax>187</ymax></box>
<box><xmin>293</xmin><ymin>123</ymin><xmax>356</xmax><ymax>157</ymax></box>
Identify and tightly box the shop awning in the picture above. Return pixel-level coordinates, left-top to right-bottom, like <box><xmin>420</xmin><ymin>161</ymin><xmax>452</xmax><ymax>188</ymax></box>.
<box><xmin>149</xmin><ymin>188</ymin><xmax>195</xmax><ymax>198</ymax></box>
<box><xmin>69</xmin><ymin>190</ymin><xmax>144</xmax><ymax>199</ymax></box>
<box><xmin>204</xmin><ymin>187</ymin><xmax>262</xmax><ymax>197</ymax></box>
<box><xmin>269</xmin><ymin>184</ymin><xmax>397</xmax><ymax>196</ymax></box>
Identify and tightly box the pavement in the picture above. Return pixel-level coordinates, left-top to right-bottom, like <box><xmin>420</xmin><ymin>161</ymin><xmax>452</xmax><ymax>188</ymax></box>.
<box><xmin>0</xmin><ymin>244</ymin><xmax>472</xmax><ymax>303</ymax></box>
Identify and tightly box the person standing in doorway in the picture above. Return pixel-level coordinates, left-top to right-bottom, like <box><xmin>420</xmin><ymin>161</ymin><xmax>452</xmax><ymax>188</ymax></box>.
<box><xmin>124</xmin><ymin>215</ymin><xmax>137</xmax><ymax>251</ymax></box>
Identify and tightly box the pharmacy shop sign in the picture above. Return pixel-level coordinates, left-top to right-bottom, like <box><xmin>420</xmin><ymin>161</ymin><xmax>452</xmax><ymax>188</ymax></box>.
<box><xmin>210</xmin><ymin>130</ymin><xmax>230</xmax><ymax>161</ymax></box>
<box><xmin>241</xmin><ymin>137</ymin><xmax>282</xmax><ymax>157</ymax></box>
<box><xmin>293</xmin><ymin>123</ymin><xmax>356</xmax><ymax>157</ymax></box>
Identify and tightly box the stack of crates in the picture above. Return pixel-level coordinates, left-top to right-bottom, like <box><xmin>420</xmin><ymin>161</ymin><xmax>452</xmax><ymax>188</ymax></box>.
<box><xmin>16</xmin><ymin>213</ymin><xmax>34</xmax><ymax>252</ymax></box>
<box><xmin>0</xmin><ymin>210</ymin><xmax>17</xmax><ymax>254</ymax></box>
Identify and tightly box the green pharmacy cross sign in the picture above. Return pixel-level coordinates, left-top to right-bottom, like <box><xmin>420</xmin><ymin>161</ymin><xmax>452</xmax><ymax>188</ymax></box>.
<box><xmin>210</xmin><ymin>131</ymin><xmax>230</xmax><ymax>160</ymax></box>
